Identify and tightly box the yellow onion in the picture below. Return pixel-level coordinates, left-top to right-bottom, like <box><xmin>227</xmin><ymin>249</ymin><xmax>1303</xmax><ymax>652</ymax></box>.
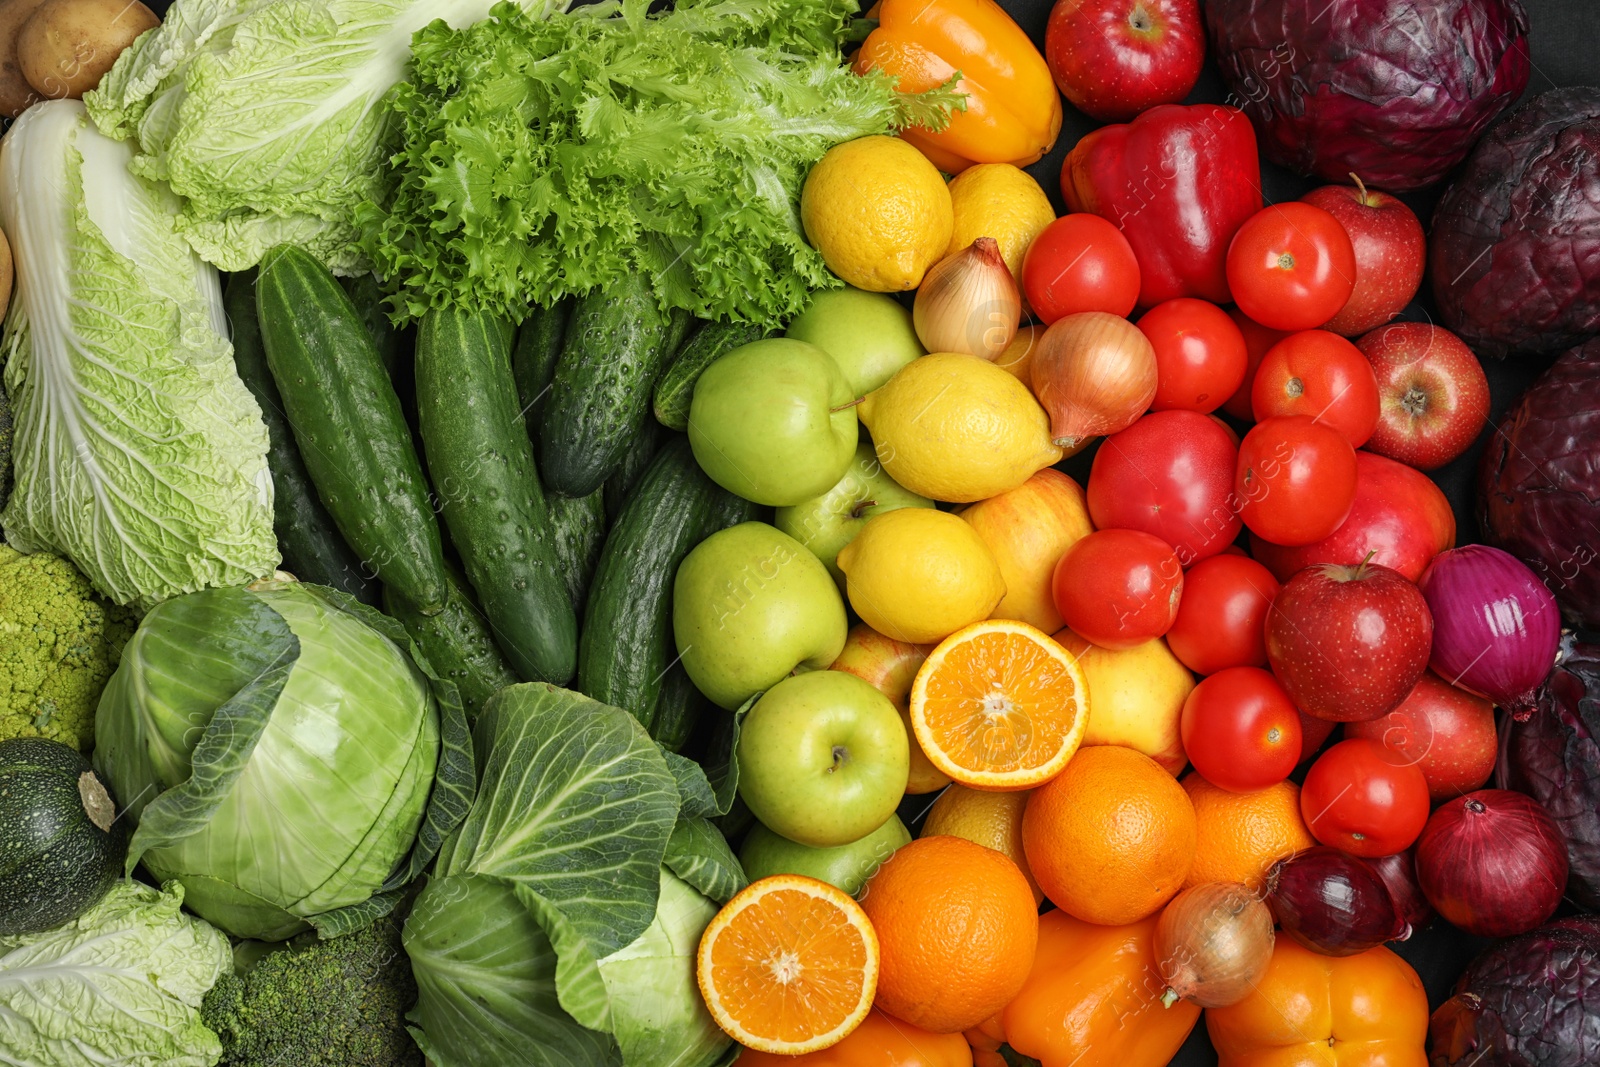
<box><xmin>1030</xmin><ymin>311</ymin><xmax>1157</xmax><ymax>449</ymax></box>
<box><xmin>913</xmin><ymin>237</ymin><xmax>1021</xmax><ymax>359</ymax></box>
<box><xmin>1155</xmin><ymin>882</ymin><xmax>1275</xmax><ymax>1008</ymax></box>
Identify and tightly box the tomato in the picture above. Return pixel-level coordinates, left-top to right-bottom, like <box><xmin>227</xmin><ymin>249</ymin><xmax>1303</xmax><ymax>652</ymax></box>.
<box><xmin>1234</xmin><ymin>415</ymin><xmax>1358</xmax><ymax>547</ymax></box>
<box><xmin>1181</xmin><ymin>667</ymin><xmax>1303</xmax><ymax>792</ymax></box>
<box><xmin>1220</xmin><ymin>307</ymin><xmax>1289</xmax><ymax>421</ymax></box>
<box><xmin>1166</xmin><ymin>554</ymin><xmax>1279</xmax><ymax>675</ymax></box>
<box><xmin>1021</xmin><ymin>214</ymin><xmax>1141</xmax><ymax>324</ymax></box>
<box><xmin>1138</xmin><ymin>298</ymin><xmax>1249</xmax><ymax>414</ymax></box>
<box><xmin>1051</xmin><ymin>528</ymin><xmax>1182</xmax><ymax>650</ymax></box>
<box><xmin>1251</xmin><ymin>330</ymin><xmax>1381</xmax><ymax>447</ymax></box>
<box><xmin>1300</xmin><ymin>738</ymin><xmax>1431</xmax><ymax>857</ymax></box>
<box><xmin>1225</xmin><ymin>202</ymin><xmax>1357</xmax><ymax>332</ymax></box>
<box><xmin>1086</xmin><ymin>410</ymin><xmax>1240</xmax><ymax>565</ymax></box>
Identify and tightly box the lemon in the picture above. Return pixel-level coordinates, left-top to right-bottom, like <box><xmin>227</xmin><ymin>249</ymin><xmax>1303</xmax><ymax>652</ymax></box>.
<box><xmin>921</xmin><ymin>785</ymin><xmax>1044</xmax><ymax>904</ymax></box>
<box><xmin>945</xmin><ymin>164</ymin><xmax>1056</xmax><ymax>286</ymax></box>
<box><xmin>858</xmin><ymin>353</ymin><xmax>1062</xmax><ymax>503</ymax></box>
<box><xmin>800</xmin><ymin>136</ymin><xmax>953</xmax><ymax>292</ymax></box>
<box><xmin>836</xmin><ymin>509</ymin><xmax>1005</xmax><ymax>645</ymax></box>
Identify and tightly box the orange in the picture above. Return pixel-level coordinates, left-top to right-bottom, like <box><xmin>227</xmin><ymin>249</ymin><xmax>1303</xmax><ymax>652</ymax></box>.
<box><xmin>1183</xmin><ymin>774</ymin><xmax>1316</xmax><ymax>892</ymax></box>
<box><xmin>697</xmin><ymin>875</ymin><xmax>880</xmax><ymax>1055</ymax></box>
<box><xmin>736</xmin><ymin>1008</ymin><xmax>974</xmax><ymax>1066</ymax></box>
<box><xmin>920</xmin><ymin>784</ymin><xmax>1044</xmax><ymax>905</ymax></box>
<box><xmin>858</xmin><ymin>835</ymin><xmax>1038</xmax><ymax>1034</ymax></box>
<box><xmin>909</xmin><ymin>619</ymin><xmax>1089</xmax><ymax>790</ymax></box>
<box><xmin>1021</xmin><ymin>745</ymin><xmax>1197</xmax><ymax>925</ymax></box>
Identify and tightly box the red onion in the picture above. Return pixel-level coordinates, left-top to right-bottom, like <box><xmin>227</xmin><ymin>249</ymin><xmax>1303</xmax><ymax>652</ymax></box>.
<box><xmin>1417</xmin><ymin>545</ymin><xmax>1562</xmax><ymax>718</ymax></box>
<box><xmin>1414</xmin><ymin>789</ymin><xmax>1569</xmax><ymax>938</ymax></box>
<box><xmin>1267</xmin><ymin>846</ymin><xmax>1408</xmax><ymax>957</ymax></box>
<box><xmin>1360</xmin><ymin>849</ymin><xmax>1433</xmax><ymax>934</ymax></box>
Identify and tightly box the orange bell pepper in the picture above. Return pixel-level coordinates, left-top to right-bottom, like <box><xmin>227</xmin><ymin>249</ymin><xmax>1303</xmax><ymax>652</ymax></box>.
<box><xmin>1206</xmin><ymin>939</ymin><xmax>1429</xmax><ymax>1067</ymax></box>
<box><xmin>853</xmin><ymin>0</ymin><xmax>1062</xmax><ymax>174</ymax></box>
<box><xmin>964</xmin><ymin>910</ymin><xmax>1199</xmax><ymax>1067</ymax></box>
<box><xmin>738</xmin><ymin>1009</ymin><xmax>973</xmax><ymax>1067</ymax></box>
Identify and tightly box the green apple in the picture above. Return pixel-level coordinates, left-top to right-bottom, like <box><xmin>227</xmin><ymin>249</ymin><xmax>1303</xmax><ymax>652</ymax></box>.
<box><xmin>774</xmin><ymin>442</ymin><xmax>933</xmax><ymax>584</ymax></box>
<box><xmin>785</xmin><ymin>287</ymin><xmax>925</xmax><ymax>396</ymax></box>
<box><xmin>735</xmin><ymin>670</ymin><xmax>909</xmax><ymax>848</ymax></box>
<box><xmin>674</xmin><ymin>521</ymin><xmax>848</xmax><ymax>710</ymax></box>
<box><xmin>740</xmin><ymin>814</ymin><xmax>911</xmax><ymax>896</ymax></box>
<box><xmin>687</xmin><ymin>338</ymin><xmax>857</xmax><ymax>507</ymax></box>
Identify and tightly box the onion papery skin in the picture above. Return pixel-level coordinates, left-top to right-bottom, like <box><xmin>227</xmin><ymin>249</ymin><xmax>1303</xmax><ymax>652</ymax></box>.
<box><xmin>1414</xmin><ymin>788</ymin><xmax>1568</xmax><ymax>938</ymax></box>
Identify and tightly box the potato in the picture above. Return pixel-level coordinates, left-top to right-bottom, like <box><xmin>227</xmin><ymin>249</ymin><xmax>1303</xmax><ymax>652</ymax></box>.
<box><xmin>0</xmin><ymin>227</ymin><xmax>11</xmax><ymax>325</ymax></box>
<box><xmin>0</xmin><ymin>0</ymin><xmax>46</xmax><ymax>117</ymax></box>
<box><xmin>17</xmin><ymin>0</ymin><xmax>156</xmax><ymax>101</ymax></box>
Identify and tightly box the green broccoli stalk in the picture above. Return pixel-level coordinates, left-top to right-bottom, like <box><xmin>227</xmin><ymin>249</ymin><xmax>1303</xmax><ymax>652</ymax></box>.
<box><xmin>201</xmin><ymin>915</ymin><xmax>423</xmax><ymax>1067</ymax></box>
<box><xmin>0</xmin><ymin>543</ymin><xmax>136</xmax><ymax>750</ymax></box>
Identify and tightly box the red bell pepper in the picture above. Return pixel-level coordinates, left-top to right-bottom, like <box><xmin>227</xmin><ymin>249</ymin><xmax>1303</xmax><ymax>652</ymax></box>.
<box><xmin>1061</xmin><ymin>103</ymin><xmax>1263</xmax><ymax>309</ymax></box>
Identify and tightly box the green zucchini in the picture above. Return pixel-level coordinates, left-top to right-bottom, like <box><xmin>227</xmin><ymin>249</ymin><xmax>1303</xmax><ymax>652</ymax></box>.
<box><xmin>383</xmin><ymin>568</ymin><xmax>518</xmax><ymax>721</ymax></box>
<box><xmin>652</xmin><ymin>320</ymin><xmax>767</xmax><ymax>431</ymax></box>
<box><xmin>256</xmin><ymin>246</ymin><xmax>446</xmax><ymax>613</ymax></box>
<box><xmin>539</xmin><ymin>273</ymin><xmax>678</xmax><ymax>496</ymax></box>
<box><xmin>415</xmin><ymin>306</ymin><xmax>577</xmax><ymax>685</ymax></box>
<box><xmin>579</xmin><ymin>437</ymin><xmax>741</xmax><ymax>728</ymax></box>
<box><xmin>546</xmin><ymin>487</ymin><xmax>605</xmax><ymax>618</ymax></box>
<box><xmin>602</xmin><ymin>417</ymin><xmax>668</xmax><ymax>522</ymax></box>
<box><xmin>511</xmin><ymin>298</ymin><xmax>572</xmax><ymax>436</ymax></box>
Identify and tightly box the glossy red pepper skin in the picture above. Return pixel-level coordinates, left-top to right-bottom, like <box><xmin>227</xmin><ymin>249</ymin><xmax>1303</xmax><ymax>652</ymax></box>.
<box><xmin>1061</xmin><ymin>103</ymin><xmax>1263</xmax><ymax>309</ymax></box>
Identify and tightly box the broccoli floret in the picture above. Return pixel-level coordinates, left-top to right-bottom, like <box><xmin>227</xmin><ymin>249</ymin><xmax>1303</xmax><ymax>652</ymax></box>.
<box><xmin>201</xmin><ymin>916</ymin><xmax>423</xmax><ymax>1067</ymax></box>
<box><xmin>0</xmin><ymin>543</ymin><xmax>136</xmax><ymax>751</ymax></box>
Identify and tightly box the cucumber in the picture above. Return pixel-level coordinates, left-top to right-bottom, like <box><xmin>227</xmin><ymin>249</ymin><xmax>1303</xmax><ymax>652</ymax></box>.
<box><xmin>383</xmin><ymin>568</ymin><xmax>519</xmax><ymax>721</ymax></box>
<box><xmin>546</xmin><ymin>487</ymin><xmax>605</xmax><ymax>617</ymax></box>
<box><xmin>226</xmin><ymin>272</ymin><xmax>380</xmax><ymax>606</ymax></box>
<box><xmin>652</xmin><ymin>320</ymin><xmax>767</xmax><ymax>431</ymax></box>
<box><xmin>339</xmin><ymin>273</ymin><xmax>408</xmax><ymax>387</ymax></box>
<box><xmin>579</xmin><ymin>436</ymin><xmax>741</xmax><ymax>728</ymax></box>
<box><xmin>511</xmin><ymin>298</ymin><xmax>571</xmax><ymax>436</ymax></box>
<box><xmin>539</xmin><ymin>273</ymin><xmax>678</xmax><ymax>496</ymax></box>
<box><xmin>415</xmin><ymin>306</ymin><xmax>578</xmax><ymax>685</ymax></box>
<box><xmin>651</xmin><ymin>662</ymin><xmax>706</xmax><ymax>754</ymax></box>
<box><xmin>602</xmin><ymin>417</ymin><xmax>668</xmax><ymax>522</ymax></box>
<box><xmin>256</xmin><ymin>246</ymin><xmax>446</xmax><ymax>612</ymax></box>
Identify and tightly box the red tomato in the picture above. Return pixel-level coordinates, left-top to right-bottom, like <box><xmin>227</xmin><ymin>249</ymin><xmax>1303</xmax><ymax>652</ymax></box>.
<box><xmin>1225</xmin><ymin>203</ymin><xmax>1357</xmax><ymax>332</ymax></box>
<box><xmin>1220</xmin><ymin>307</ymin><xmax>1289</xmax><ymax>421</ymax></box>
<box><xmin>1086</xmin><ymin>411</ymin><xmax>1240</xmax><ymax>565</ymax></box>
<box><xmin>1138</xmin><ymin>298</ymin><xmax>1249</xmax><ymax>414</ymax></box>
<box><xmin>1300</xmin><ymin>738</ymin><xmax>1431</xmax><ymax>857</ymax></box>
<box><xmin>1234</xmin><ymin>415</ymin><xmax>1358</xmax><ymax>547</ymax></box>
<box><xmin>1022</xmin><ymin>214</ymin><xmax>1141</xmax><ymax>324</ymax></box>
<box><xmin>1051</xmin><ymin>529</ymin><xmax>1183</xmax><ymax>650</ymax></box>
<box><xmin>1166</xmin><ymin>554</ymin><xmax>1279</xmax><ymax>675</ymax></box>
<box><xmin>1250</xmin><ymin>330</ymin><xmax>1381</xmax><ymax>447</ymax></box>
<box><xmin>1181</xmin><ymin>667</ymin><xmax>1303</xmax><ymax>792</ymax></box>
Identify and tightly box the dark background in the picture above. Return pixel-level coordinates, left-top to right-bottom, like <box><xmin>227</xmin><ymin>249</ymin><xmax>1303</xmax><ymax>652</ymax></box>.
<box><xmin>961</xmin><ymin>0</ymin><xmax>1596</xmax><ymax>1061</ymax></box>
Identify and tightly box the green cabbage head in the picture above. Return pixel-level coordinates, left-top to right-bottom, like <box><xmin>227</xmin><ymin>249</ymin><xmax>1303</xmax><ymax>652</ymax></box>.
<box><xmin>94</xmin><ymin>579</ymin><xmax>473</xmax><ymax>942</ymax></box>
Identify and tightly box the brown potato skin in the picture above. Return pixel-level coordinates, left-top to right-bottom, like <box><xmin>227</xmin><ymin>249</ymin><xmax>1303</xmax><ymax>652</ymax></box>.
<box><xmin>0</xmin><ymin>0</ymin><xmax>46</xmax><ymax>117</ymax></box>
<box><xmin>17</xmin><ymin>0</ymin><xmax>156</xmax><ymax>101</ymax></box>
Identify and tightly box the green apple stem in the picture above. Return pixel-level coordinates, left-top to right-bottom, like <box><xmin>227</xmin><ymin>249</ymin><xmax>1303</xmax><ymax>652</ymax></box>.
<box><xmin>830</xmin><ymin>745</ymin><xmax>848</xmax><ymax>773</ymax></box>
<box><xmin>830</xmin><ymin>397</ymin><xmax>866</xmax><ymax>413</ymax></box>
<box><xmin>849</xmin><ymin>499</ymin><xmax>878</xmax><ymax>520</ymax></box>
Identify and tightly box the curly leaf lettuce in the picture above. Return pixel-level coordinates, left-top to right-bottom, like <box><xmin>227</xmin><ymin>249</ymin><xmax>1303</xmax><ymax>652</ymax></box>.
<box><xmin>0</xmin><ymin>100</ymin><xmax>277</xmax><ymax>608</ymax></box>
<box><xmin>359</xmin><ymin>0</ymin><xmax>963</xmax><ymax>326</ymax></box>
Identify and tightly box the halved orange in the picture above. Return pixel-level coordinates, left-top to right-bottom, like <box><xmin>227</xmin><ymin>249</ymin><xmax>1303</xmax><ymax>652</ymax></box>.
<box><xmin>696</xmin><ymin>875</ymin><xmax>880</xmax><ymax>1055</ymax></box>
<box><xmin>909</xmin><ymin>619</ymin><xmax>1089</xmax><ymax>790</ymax></box>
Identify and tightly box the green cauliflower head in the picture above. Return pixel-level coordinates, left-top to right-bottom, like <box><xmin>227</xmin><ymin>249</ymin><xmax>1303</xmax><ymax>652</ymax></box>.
<box><xmin>0</xmin><ymin>542</ymin><xmax>136</xmax><ymax>750</ymax></box>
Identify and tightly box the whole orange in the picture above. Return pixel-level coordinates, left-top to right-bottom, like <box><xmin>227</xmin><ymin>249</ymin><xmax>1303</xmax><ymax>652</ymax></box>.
<box><xmin>1183</xmin><ymin>774</ymin><xmax>1315</xmax><ymax>891</ymax></box>
<box><xmin>858</xmin><ymin>835</ymin><xmax>1038</xmax><ymax>1034</ymax></box>
<box><xmin>1022</xmin><ymin>745</ymin><xmax>1197</xmax><ymax>925</ymax></box>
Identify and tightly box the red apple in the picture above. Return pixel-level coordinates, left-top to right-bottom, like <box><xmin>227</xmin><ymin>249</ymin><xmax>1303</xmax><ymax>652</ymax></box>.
<box><xmin>1265</xmin><ymin>560</ymin><xmax>1434</xmax><ymax>723</ymax></box>
<box><xmin>1346</xmin><ymin>672</ymin><xmax>1497</xmax><ymax>801</ymax></box>
<box><xmin>1250</xmin><ymin>451</ymin><xmax>1455</xmax><ymax>583</ymax></box>
<box><xmin>1356</xmin><ymin>323</ymin><xmax>1490</xmax><ymax>471</ymax></box>
<box><xmin>1044</xmin><ymin>0</ymin><xmax>1205</xmax><ymax>123</ymax></box>
<box><xmin>1300</xmin><ymin>178</ymin><xmax>1425</xmax><ymax>337</ymax></box>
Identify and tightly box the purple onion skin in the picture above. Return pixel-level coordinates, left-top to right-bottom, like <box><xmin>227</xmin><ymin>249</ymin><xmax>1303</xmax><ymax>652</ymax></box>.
<box><xmin>1479</xmin><ymin>342</ymin><xmax>1600</xmax><ymax>629</ymax></box>
<box><xmin>1417</xmin><ymin>545</ymin><xmax>1562</xmax><ymax>719</ymax></box>
<box><xmin>1361</xmin><ymin>849</ymin><xmax>1434</xmax><ymax>934</ymax></box>
<box><xmin>1433</xmin><ymin>89</ymin><xmax>1600</xmax><ymax>357</ymax></box>
<box><xmin>1429</xmin><ymin>916</ymin><xmax>1600</xmax><ymax>1067</ymax></box>
<box><xmin>1415</xmin><ymin>789</ymin><xmax>1568</xmax><ymax>939</ymax></box>
<box><xmin>1268</xmin><ymin>846</ymin><xmax>1408</xmax><ymax>957</ymax></box>
<box><xmin>1201</xmin><ymin>0</ymin><xmax>1529</xmax><ymax>192</ymax></box>
<box><xmin>1500</xmin><ymin>635</ymin><xmax>1600</xmax><ymax>910</ymax></box>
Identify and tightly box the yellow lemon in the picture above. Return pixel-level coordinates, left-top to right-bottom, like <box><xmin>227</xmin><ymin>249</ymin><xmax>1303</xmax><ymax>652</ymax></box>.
<box><xmin>945</xmin><ymin>164</ymin><xmax>1056</xmax><ymax>286</ymax></box>
<box><xmin>921</xmin><ymin>784</ymin><xmax>1044</xmax><ymax>905</ymax></box>
<box><xmin>800</xmin><ymin>136</ymin><xmax>953</xmax><ymax>292</ymax></box>
<box><xmin>835</xmin><ymin>508</ymin><xmax>1005</xmax><ymax>645</ymax></box>
<box><xmin>858</xmin><ymin>352</ymin><xmax>1062</xmax><ymax>503</ymax></box>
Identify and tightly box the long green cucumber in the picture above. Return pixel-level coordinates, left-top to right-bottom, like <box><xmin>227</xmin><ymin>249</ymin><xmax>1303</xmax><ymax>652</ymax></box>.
<box><xmin>511</xmin><ymin>298</ymin><xmax>571</xmax><ymax>436</ymax></box>
<box><xmin>414</xmin><ymin>306</ymin><xmax>577</xmax><ymax>685</ymax></box>
<box><xmin>384</xmin><ymin>567</ymin><xmax>519</xmax><ymax>721</ymax></box>
<box><xmin>652</xmin><ymin>320</ymin><xmax>767</xmax><ymax>431</ymax></box>
<box><xmin>546</xmin><ymin>487</ymin><xmax>605</xmax><ymax>618</ymax></box>
<box><xmin>603</xmin><ymin>417</ymin><xmax>668</xmax><ymax>522</ymax></box>
<box><xmin>256</xmin><ymin>245</ymin><xmax>446</xmax><ymax>612</ymax></box>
